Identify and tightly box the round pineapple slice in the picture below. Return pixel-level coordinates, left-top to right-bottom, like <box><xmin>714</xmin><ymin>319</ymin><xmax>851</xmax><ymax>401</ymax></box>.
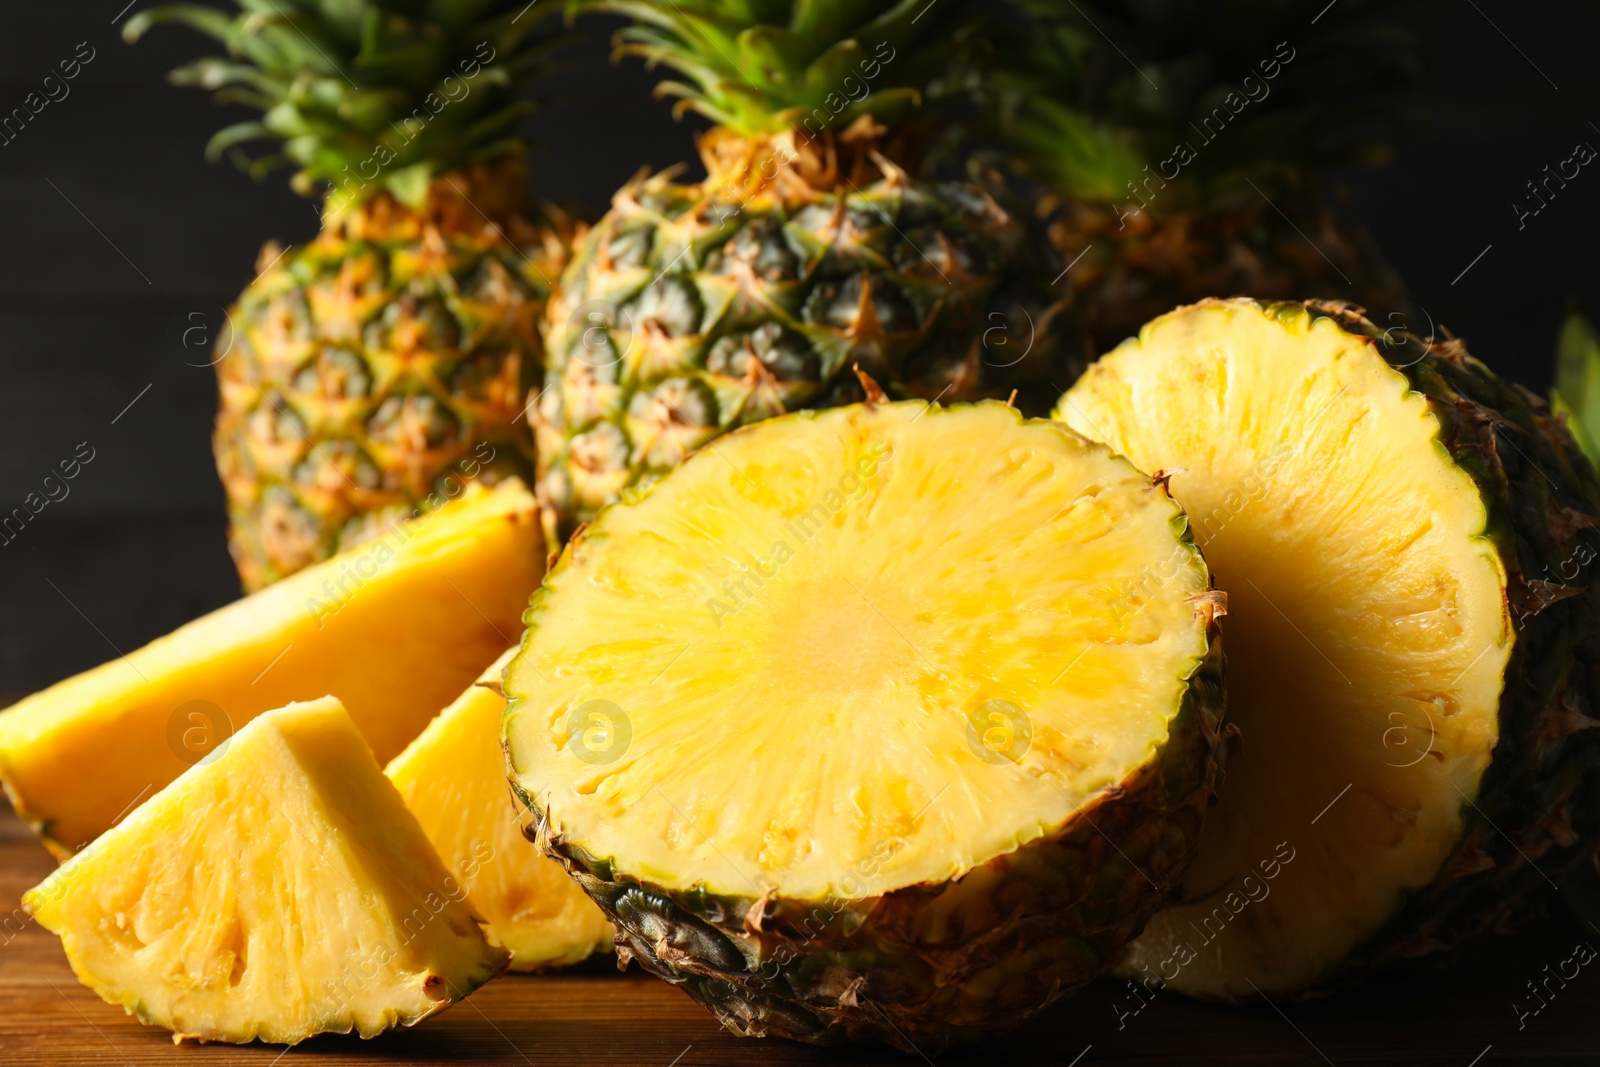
<box><xmin>505</xmin><ymin>400</ymin><xmax>1225</xmax><ymax>1048</ymax></box>
<box><xmin>1057</xmin><ymin>299</ymin><xmax>1600</xmax><ymax>998</ymax></box>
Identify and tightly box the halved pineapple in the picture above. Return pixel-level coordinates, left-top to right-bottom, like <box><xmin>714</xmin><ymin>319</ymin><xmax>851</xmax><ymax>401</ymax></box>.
<box><xmin>504</xmin><ymin>400</ymin><xmax>1226</xmax><ymax>1048</ymax></box>
<box><xmin>23</xmin><ymin>697</ymin><xmax>508</xmax><ymax>1044</ymax></box>
<box><xmin>386</xmin><ymin>649</ymin><xmax>614</xmax><ymax>970</ymax></box>
<box><xmin>0</xmin><ymin>480</ymin><xmax>542</xmax><ymax>859</ymax></box>
<box><xmin>1057</xmin><ymin>299</ymin><xmax>1600</xmax><ymax>997</ymax></box>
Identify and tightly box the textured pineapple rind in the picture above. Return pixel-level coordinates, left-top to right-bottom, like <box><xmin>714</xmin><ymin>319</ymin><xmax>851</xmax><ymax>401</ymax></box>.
<box><xmin>534</xmin><ymin>162</ymin><xmax>1061</xmax><ymax>540</ymax></box>
<box><xmin>507</xmin><ymin>402</ymin><xmax>1227</xmax><ymax>1049</ymax></box>
<box><xmin>218</xmin><ymin>164</ymin><xmax>567</xmax><ymax>590</ymax></box>
<box><xmin>1112</xmin><ymin>299</ymin><xmax>1600</xmax><ymax>997</ymax></box>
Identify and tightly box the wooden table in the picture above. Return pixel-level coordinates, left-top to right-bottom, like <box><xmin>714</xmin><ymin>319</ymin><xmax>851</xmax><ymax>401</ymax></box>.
<box><xmin>1</xmin><ymin>799</ymin><xmax>1594</xmax><ymax>1065</ymax></box>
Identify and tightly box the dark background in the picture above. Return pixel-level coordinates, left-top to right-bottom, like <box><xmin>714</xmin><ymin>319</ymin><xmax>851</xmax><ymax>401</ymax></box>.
<box><xmin>1</xmin><ymin>1</ymin><xmax>1596</xmax><ymax>693</ymax></box>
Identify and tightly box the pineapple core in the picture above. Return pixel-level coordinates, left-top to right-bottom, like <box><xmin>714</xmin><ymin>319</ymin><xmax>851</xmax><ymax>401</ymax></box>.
<box><xmin>507</xmin><ymin>401</ymin><xmax>1216</xmax><ymax>903</ymax></box>
<box><xmin>24</xmin><ymin>698</ymin><xmax>507</xmax><ymax>1044</ymax></box>
<box><xmin>1059</xmin><ymin>300</ymin><xmax>1508</xmax><ymax>996</ymax></box>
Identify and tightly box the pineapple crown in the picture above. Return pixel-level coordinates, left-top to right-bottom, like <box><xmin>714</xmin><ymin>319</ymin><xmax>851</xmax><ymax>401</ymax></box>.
<box><xmin>123</xmin><ymin>0</ymin><xmax>566</xmax><ymax>210</ymax></box>
<box><xmin>992</xmin><ymin>0</ymin><xmax>1428</xmax><ymax>205</ymax></box>
<box><xmin>570</xmin><ymin>0</ymin><xmax>980</xmax><ymax>137</ymax></box>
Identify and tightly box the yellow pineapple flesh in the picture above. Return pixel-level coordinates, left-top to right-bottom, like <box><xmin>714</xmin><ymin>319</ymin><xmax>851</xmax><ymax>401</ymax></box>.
<box><xmin>386</xmin><ymin>649</ymin><xmax>614</xmax><ymax>970</ymax></box>
<box><xmin>1057</xmin><ymin>300</ymin><xmax>1522</xmax><ymax>995</ymax></box>
<box><xmin>506</xmin><ymin>400</ymin><xmax>1227</xmax><ymax>1045</ymax></box>
<box><xmin>0</xmin><ymin>480</ymin><xmax>542</xmax><ymax>859</ymax></box>
<box><xmin>23</xmin><ymin>697</ymin><xmax>508</xmax><ymax>1045</ymax></box>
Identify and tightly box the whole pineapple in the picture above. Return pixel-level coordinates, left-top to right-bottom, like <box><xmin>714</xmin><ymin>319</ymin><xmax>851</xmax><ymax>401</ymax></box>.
<box><xmin>989</xmin><ymin>0</ymin><xmax>1417</xmax><ymax>366</ymax></box>
<box><xmin>127</xmin><ymin>1</ymin><xmax>574</xmax><ymax>590</ymax></box>
<box><xmin>538</xmin><ymin>0</ymin><xmax>1056</xmax><ymax>539</ymax></box>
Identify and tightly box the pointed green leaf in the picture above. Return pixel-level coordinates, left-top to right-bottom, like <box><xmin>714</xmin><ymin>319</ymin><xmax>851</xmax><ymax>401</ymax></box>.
<box><xmin>1553</xmin><ymin>311</ymin><xmax>1600</xmax><ymax>467</ymax></box>
<box><xmin>385</xmin><ymin>162</ymin><xmax>433</xmax><ymax>208</ymax></box>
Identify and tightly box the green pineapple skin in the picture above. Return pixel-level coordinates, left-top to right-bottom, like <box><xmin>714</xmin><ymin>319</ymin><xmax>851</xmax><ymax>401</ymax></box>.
<box><xmin>535</xmin><ymin>163</ymin><xmax>1057</xmax><ymax>541</ymax></box>
<box><xmin>1308</xmin><ymin>302</ymin><xmax>1600</xmax><ymax>983</ymax></box>
<box><xmin>511</xmin><ymin>555</ymin><xmax>1225</xmax><ymax>1050</ymax></box>
<box><xmin>217</xmin><ymin>205</ymin><xmax>551</xmax><ymax>591</ymax></box>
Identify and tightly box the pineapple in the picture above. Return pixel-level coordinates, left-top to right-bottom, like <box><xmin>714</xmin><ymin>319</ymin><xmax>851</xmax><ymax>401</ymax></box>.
<box><xmin>505</xmin><ymin>400</ymin><xmax>1226</xmax><ymax>1047</ymax></box>
<box><xmin>24</xmin><ymin>698</ymin><xmax>507</xmax><ymax>1045</ymax></box>
<box><xmin>386</xmin><ymin>648</ymin><xmax>615</xmax><ymax>970</ymax></box>
<box><xmin>125</xmin><ymin>2</ymin><xmax>574</xmax><ymax>590</ymax></box>
<box><xmin>1057</xmin><ymin>299</ymin><xmax>1600</xmax><ymax>997</ymax></box>
<box><xmin>992</xmin><ymin>0</ymin><xmax>1413</xmax><ymax>368</ymax></box>
<box><xmin>0</xmin><ymin>480</ymin><xmax>542</xmax><ymax>860</ymax></box>
<box><xmin>538</xmin><ymin>0</ymin><xmax>1057</xmax><ymax>540</ymax></box>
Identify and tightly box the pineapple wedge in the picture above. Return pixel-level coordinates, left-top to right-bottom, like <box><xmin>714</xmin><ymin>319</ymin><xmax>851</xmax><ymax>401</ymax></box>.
<box><xmin>386</xmin><ymin>649</ymin><xmax>615</xmax><ymax>970</ymax></box>
<box><xmin>506</xmin><ymin>400</ymin><xmax>1225</xmax><ymax>1048</ymax></box>
<box><xmin>23</xmin><ymin>697</ymin><xmax>508</xmax><ymax>1045</ymax></box>
<box><xmin>1058</xmin><ymin>299</ymin><xmax>1600</xmax><ymax>996</ymax></box>
<box><xmin>0</xmin><ymin>480</ymin><xmax>542</xmax><ymax>859</ymax></box>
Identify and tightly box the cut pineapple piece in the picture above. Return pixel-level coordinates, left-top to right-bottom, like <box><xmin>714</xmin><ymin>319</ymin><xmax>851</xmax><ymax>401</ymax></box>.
<box><xmin>505</xmin><ymin>400</ymin><xmax>1226</xmax><ymax>1048</ymax></box>
<box><xmin>386</xmin><ymin>649</ymin><xmax>614</xmax><ymax>970</ymax></box>
<box><xmin>1058</xmin><ymin>299</ymin><xmax>1600</xmax><ymax>997</ymax></box>
<box><xmin>0</xmin><ymin>480</ymin><xmax>542</xmax><ymax>860</ymax></box>
<box><xmin>23</xmin><ymin>697</ymin><xmax>507</xmax><ymax>1045</ymax></box>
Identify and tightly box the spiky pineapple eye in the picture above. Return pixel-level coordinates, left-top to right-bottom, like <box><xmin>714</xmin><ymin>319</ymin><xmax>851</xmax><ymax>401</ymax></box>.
<box><xmin>569</xmin><ymin>423</ymin><xmax>631</xmax><ymax>473</ymax></box>
<box><xmin>705</xmin><ymin>324</ymin><xmax>817</xmax><ymax>382</ymax></box>
<box><xmin>722</xmin><ymin>217</ymin><xmax>796</xmax><ymax>269</ymax></box>
<box><xmin>294</xmin><ymin>347</ymin><xmax>373</xmax><ymax>400</ymax></box>
<box><xmin>248</xmin><ymin>394</ymin><xmax>309</xmax><ymax>449</ymax></box>
<box><xmin>257</xmin><ymin>487</ymin><xmax>322</xmax><ymax>572</ymax></box>
<box><xmin>629</xmin><ymin>277</ymin><xmax>704</xmax><ymax>338</ymax></box>
<box><xmin>804</xmin><ymin>272</ymin><xmax>915</xmax><ymax>333</ymax></box>
<box><xmin>606</xmin><ymin>227</ymin><xmax>653</xmax><ymax>269</ymax></box>
<box><xmin>368</xmin><ymin>393</ymin><xmax>461</xmax><ymax>450</ymax></box>
<box><xmin>292</xmin><ymin>440</ymin><xmax>381</xmax><ymax>492</ymax></box>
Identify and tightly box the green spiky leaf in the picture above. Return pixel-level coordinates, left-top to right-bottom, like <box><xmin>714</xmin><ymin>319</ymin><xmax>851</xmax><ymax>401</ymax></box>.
<box><xmin>570</xmin><ymin>0</ymin><xmax>986</xmax><ymax>136</ymax></box>
<box><xmin>1552</xmin><ymin>310</ymin><xmax>1600</xmax><ymax>468</ymax></box>
<box><xmin>989</xmin><ymin>0</ymin><xmax>1430</xmax><ymax>207</ymax></box>
<box><xmin>125</xmin><ymin>0</ymin><xmax>569</xmax><ymax>205</ymax></box>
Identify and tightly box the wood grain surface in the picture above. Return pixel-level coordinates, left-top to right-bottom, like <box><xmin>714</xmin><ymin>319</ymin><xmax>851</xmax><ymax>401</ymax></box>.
<box><xmin>0</xmin><ymin>800</ymin><xmax>1595</xmax><ymax>1065</ymax></box>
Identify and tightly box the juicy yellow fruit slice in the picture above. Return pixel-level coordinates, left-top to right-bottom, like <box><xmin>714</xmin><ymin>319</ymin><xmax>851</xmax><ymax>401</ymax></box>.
<box><xmin>386</xmin><ymin>649</ymin><xmax>615</xmax><ymax>970</ymax></box>
<box><xmin>505</xmin><ymin>400</ymin><xmax>1227</xmax><ymax>1044</ymax></box>
<box><xmin>23</xmin><ymin>697</ymin><xmax>508</xmax><ymax>1045</ymax></box>
<box><xmin>1057</xmin><ymin>300</ymin><xmax>1509</xmax><ymax>996</ymax></box>
<box><xmin>0</xmin><ymin>480</ymin><xmax>542</xmax><ymax>860</ymax></box>
<box><xmin>509</xmin><ymin>399</ymin><xmax>1214</xmax><ymax>903</ymax></box>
